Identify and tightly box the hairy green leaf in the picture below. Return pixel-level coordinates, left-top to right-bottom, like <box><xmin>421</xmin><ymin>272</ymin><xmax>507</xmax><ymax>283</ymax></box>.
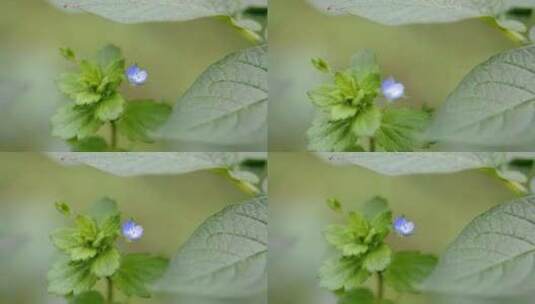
<box><xmin>375</xmin><ymin>107</ymin><xmax>430</xmax><ymax>152</ymax></box>
<box><xmin>423</xmin><ymin>195</ymin><xmax>535</xmax><ymax>296</ymax></box>
<box><xmin>117</xmin><ymin>100</ymin><xmax>171</xmax><ymax>143</ymax></box>
<box><xmin>69</xmin><ymin>291</ymin><xmax>105</xmax><ymax>304</ymax></box>
<box><xmin>47</xmin><ymin>259</ymin><xmax>98</xmax><ymax>296</ymax></box>
<box><xmin>158</xmin><ymin>46</ymin><xmax>267</xmax><ymax>147</ymax></box>
<box><xmin>318</xmin><ymin>152</ymin><xmax>535</xmax><ymax>175</ymax></box>
<box><xmin>48</xmin><ymin>0</ymin><xmax>267</xmax><ymax>23</ymax></box>
<box><xmin>95</xmin><ymin>93</ymin><xmax>124</xmax><ymax>121</ymax></box>
<box><xmin>48</xmin><ymin>152</ymin><xmax>266</xmax><ymax>176</ymax></box>
<box><xmin>112</xmin><ymin>253</ymin><xmax>169</xmax><ymax>298</ymax></box>
<box><xmin>51</xmin><ymin>104</ymin><xmax>103</xmax><ymax>140</ymax></box>
<box><xmin>308</xmin><ymin>113</ymin><xmax>361</xmax><ymax>152</ymax></box>
<box><xmin>427</xmin><ymin>45</ymin><xmax>535</xmax><ymax>148</ymax></box>
<box><xmin>362</xmin><ymin>244</ymin><xmax>392</xmax><ymax>272</ymax></box>
<box><xmin>154</xmin><ymin>196</ymin><xmax>267</xmax><ymax>297</ymax></box>
<box><xmin>68</xmin><ymin>136</ymin><xmax>109</xmax><ymax>152</ymax></box>
<box><xmin>309</xmin><ymin>0</ymin><xmax>534</xmax><ymax>25</ymax></box>
<box><xmin>91</xmin><ymin>247</ymin><xmax>120</xmax><ymax>277</ymax></box>
<box><xmin>338</xmin><ymin>288</ymin><xmax>374</xmax><ymax>304</ymax></box>
<box><xmin>384</xmin><ymin>251</ymin><xmax>437</xmax><ymax>293</ymax></box>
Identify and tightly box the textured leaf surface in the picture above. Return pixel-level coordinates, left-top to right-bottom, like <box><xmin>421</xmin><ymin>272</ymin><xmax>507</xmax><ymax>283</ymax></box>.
<box><xmin>427</xmin><ymin>45</ymin><xmax>535</xmax><ymax>148</ymax></box>
<box><xmin>318</xmin><ymin>152</ymin><xmax>535</xmax><ymax>175</ymax></box>
<box><xmin>113</xmin><ymin>254</ymin><xmax>169</xmax><ymax>298</ymax></box>
<box><xmin>158</xmin><ymin>46</ymin><xmax>267</xmax><ymax>146</ymax></box>
<box><xmin>309</xmin><ymin>0</ymin><xmax>535</xmax><ymax>25</ymax></box>
<box><xmin>155</xmin><ymin>196</ymin><xmax>267</xmax><ymax>298</ymax></box>
<box><xmin>48</xmin><ymin>152</ymin><xmax>266</xmax><ymax>176</ymax></box>
<box><xmin>48</xmin><ymin>0</ymin><xmax>267</xmax><ymax>23</ymax></box>
<box><xmin>424</xmin><ymin>195</ymin><xmax>535</xmax><ymax>296</ymax></box>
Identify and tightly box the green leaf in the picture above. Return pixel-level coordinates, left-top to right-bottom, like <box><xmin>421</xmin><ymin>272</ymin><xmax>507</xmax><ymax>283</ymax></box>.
<box><xmin>158</xmin><ymin>46</ymin><xmax>267</xmax><ymax>146</ymax></box>
<box><xmin>47</xmin><ymin>259</ymin><xmax>98</xmax><ymax>296</ymax></box>
<box><xmin>427</xmin><ymin>45</ymin><xmax>535</xmax><ymax>148</ymax></box>
<box><xmin>154</xmin><ymin>196</ymin><xmax>267</xmax><ymax>297</ymax></box>
<box><xmin>117</xmin><ymin>100</ymin><xmax>171</xmax><ymax>143</ymax></box>
<box><xmin>60</xmin><ymin>47</ymin><xmax>76</xmax><ymax>62</ymax></box>
<box><xmin>325</xmin><ymin>225</ymin><xmax>367</xmax><ymax>256</ymax></box>
<box><xmin>347</xmin><ymin>211</ymin><xmax>370</xmax><ymax>238</ymax></box>
<box><xmin>384</xmin><ymin>251</ymin><xmax>437</xmax><ymax>293</ymax></box>
<box><xmin>96</xmin><ymin>44</ymin><xmax>123</xmax><ymax>68</ymax></box>
<box><xmin>70</xmin><ymin>247</ymin><xmax>98</xmax><ymax>261</ymax></box>
<box><xmin>331</xmin><ymin>104</ymin><xmax>357</xmax><ymax>121</ymax></box>
<box><xmin>91</xmin><ymin>247</ymin><xmax>120</xmax><ymax>277</ymax></box>
<box><xmin>89</xmin><ymin>197</ymin><xmax>120</xmax><ymax>225</ymax></box>
<box><xmin>326</xmin><ymin>198</ymin><xmax>342</xmax><ymax>213</ymax></box>
<box><xmin>350</xmin><ymin>50</ymin><xmax>381</xmax><ymax>81</ymax></box>
<box><xmin>75</xmin><ymin>215</ymin><xmax>98</xmax><ymax>239</ymax></box>
<box><xmin>68</xmin><ymin>136</ymin><xmax>109</xmax><ymax>152</ymax></box>
<box><xmin>423</xmin><ymin>195</ymin><xmax>535</xmax><ymax>296</ymax></box>
<box><xmin>112</xmin><ymin>253</ymin><xmax>169</xmax><ymax>298</ymax></box>
<box><xmin>362</xmin><ymin>196</ymin><xmax>389</xmax><ymax>221</ymax></box>
<box><xmin>51</xmin><ymin>104</ymin><xmax>103</xmax><ymax>140</ymax></box>
<box><xmin>79</xmin><ymin>60</ymin><xmax>103</xmax><ymax>88</ymax></box>
<box><xmin>48</xmin><ymin>0</ymin><xmax>267</xmax><ymax>23</ymax></box>
<box><xmin>50</xmin><ymin>228</ymin><xmax>82</xmax><ymax>252</ymax></box>
<box><xmin>363</xmin><ymin>244</ymin><xmax>392</xmax><ymax>272</ymax></box>
<box><xmin>308</xmin><ymin>84</ymin><xmax>343</xmax><ymax>107</ymax></box>
<box><xmin>318</xmin><ymin>152</ymin><xmax>534</xmax><ymax>175</ymax></box>
<box><xmin>310</xmin><ymin>0</ymin><xmax>533</xmax><ymax>25</ymax></box>
<box><xmin>319</xmin><ymin>256</ymin><xmax>370</xmax><ymax>291</ymax></box>
<box><xmin>368</xmin><ymin>211</ymin><xmax>392</xmax><ymax>242</ymax></box>
<box><xmin>308</xmin><ymin>113</ymin><xmax>360</xmax><ymax>152</ymax></box>
<box><xmin>351</xmin><ymin>106</ymin><xmax>382</xmax><ymax>137</ymax></box>
<box><xmin>338</xmin><ymin>288</ymin><xmax>374</xmax><ymax>304</ymax></box>
<box><xmin>74</xmin><ymin>91</ymin><xmax>102</xmax><ymax>106</ymax></box>
<box><xmin>49</xmin><ymin>152</ymin><xmax>265</xmax><ymax>176</ymax></box>
<box><xmin>69</xmin><ymin>291</ymin><xmax>104</xmax><ymax>304</ymax></box>
<box><xmin>312</xmin><ymin>57</ymin><xmax>331</xmax><ymax>73</ymax></box>
<box><xmin>57</xmin><ymin>73</ymin><xmax>85</xmax><ymax>98</ymax></box>
<box><xmin>95</xmin><ymin>93</ymin><xmax>125</xmax><ymax>121</ymax></box>
<box><xmin>55</xmin><ymin>201</ymin><xmax>71</xmax><ymax>216</ymax></box>
<box><xmin>375</xmin><ymin>107</ymin><xmax>430</xmax><ymax>152</ymax></box>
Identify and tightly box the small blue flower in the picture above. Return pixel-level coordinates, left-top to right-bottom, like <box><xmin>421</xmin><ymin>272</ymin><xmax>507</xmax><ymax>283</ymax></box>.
<box><xmin>381</xmin><ymin>77</ymin><xmax>405</xmax><ymax>101</ymax></box>
<box><xmin>122</xmin><ymin>219</ymin><xmax>144</xmax><ymax>241</ymax></box>
<box><xmin>393</xmin><ymin>216</ymin><xmax>415</xmax><ymax>236</ymax></box>
<box><xmin>125</xmin><ymin>64</ymin><xmax>148</xmax><ymax>86</ymax></box>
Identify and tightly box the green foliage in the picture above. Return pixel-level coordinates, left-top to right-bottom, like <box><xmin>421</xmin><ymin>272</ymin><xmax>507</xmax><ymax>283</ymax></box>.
<box><xmin>307</xmin><ymin>50</ymin><xmax>430</xmax><ymax>151</ymax></box>
<box><xmin>117</xmin><ymin>100</ymin><xmax>171</xmax><ymax>143</ymax></box>
<box><xmin>53</xmin><ymin>45</ymin><xmax>170</xmax><ymax>151</ymax></box>
<box><xmin>426</xmin><ymin>45</ymin><xmax>535</xmax><ymax>148</ymax></box>
<box><xmin>112</xmin><ymin>254</ymin><xmax>169</xmax><ymax>298</ymax></box>
<box><xmin>384</xmin><ymin>251</ymin><xmax>438</xmax><ymax>293</ymax></box>
<box><xmin>47</xmin><ymin>198</ymin><xmax>169</xmax><ymax>302</ymax></box>
<box><xmin>155</xmin><ymin>196</ymin><xmax>267</xmax><ymax>298</ymax></box>
<box><xmin>423</xmin><ymin>195</ymin><xmax>535</xmax><ymax>296</ymax></box>
<box><xmin>320</xmin><ymin>197</ymin><xmax>436</xmax><ymax>303</ymax></box>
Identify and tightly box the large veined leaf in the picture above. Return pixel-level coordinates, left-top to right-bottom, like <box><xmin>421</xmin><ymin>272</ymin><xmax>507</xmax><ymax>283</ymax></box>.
<box><xmin>318</xmin><ymin>152</ymin><xmax>535</xmax><ymax>175</ymax></box>
<box><xmin>427</xmin><ymin>45</ymin><xmax>535</xmax><ymax>148</ymax></box>
<box><xmin>48</xmin><ymin>0</ymin><xmax>267</xmax><ymax>23</ymax></box>
<box><xmin>308</xmin><ymin>0</ymin><xmax>535</xmax><ymax>25</ymax></box>
<box><xmin>158</xmin><ymin>46</ymin><xmax>267</xmax><ymax>147</ymax></box>
<box><xmin>423</xmin><ymin>195</ymin><xmax>535</xmax><ymax>296</ymax></box>
<box><xmin>48</xmin><ymin>152</ymin><xmax>266</xmax><ymax>176</ymax></box>
<box><xmin>154</xmin><ymin>196</ymin><xmax>267</xmax><ymax>298</ymax></box>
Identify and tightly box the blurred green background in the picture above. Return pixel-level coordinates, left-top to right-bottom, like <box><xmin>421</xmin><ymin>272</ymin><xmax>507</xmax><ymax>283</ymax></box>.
<box><xmin>0</xmin><ymin>0</ymin><xmax>256</xmax><ymax>151</ymax></box>
<box><xmin>268</xmin><ymin>0</ymin><xmax>525</xmax><ymax>151</ymax></box>
<box><xmin>268</xmin><ymin>152</ymin><xmax>520</xmax><ymax>304</ymax></box>
<box><xmin>0</xmin><ymin>152</ymin><xmax>264</xmax><ymax>304</ymax></box>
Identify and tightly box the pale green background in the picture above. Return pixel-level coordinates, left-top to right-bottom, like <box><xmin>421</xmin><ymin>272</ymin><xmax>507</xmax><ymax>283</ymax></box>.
<box><xmin>0</xmin><ymin>0</ymin><xmax>257</xmax><ymax>151</ymax></box>
<box><xmin>268</xmin><ymin>0</ymin><xmax>521</xmax><ymax>151</ymax></box>
<box><xmin>0</xmin><ymin>153</ymin><xmax>264</xmax><ymax>304</ymax></box>
<box><xmin>269</xmin><ymin>152</ymin><xmax>521</xmax><ymax>304</ymax></box>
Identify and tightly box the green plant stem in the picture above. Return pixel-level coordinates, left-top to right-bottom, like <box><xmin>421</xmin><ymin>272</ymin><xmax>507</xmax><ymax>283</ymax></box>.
<box><xmin>376</xmin><ymin>272</ymin><xmax>384</xmax><ymax>303</ymax></box>
<box><xmin>110</xmin><ymin>121</ymin><xmax>117</xmax><ymax>149</ymax></box>
<box><xmin>369</xmin><ymin>137</ymin><xmax>376</xmax><ymax>152</ymax></box>
<box><xmin>107</xmin><ymin>277</ymin><xmax>114</xmax><ymax>304</ymax></box>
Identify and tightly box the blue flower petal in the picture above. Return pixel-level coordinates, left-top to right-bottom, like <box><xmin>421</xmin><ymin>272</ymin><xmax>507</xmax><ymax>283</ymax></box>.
<box><xmin>381</xmin><ymin>77</ymin><xmax>404</xmax><ymax>101</ymax></box>
<box><xmin>393</xmin><ymin>216</ymin><xmax>415</xmax><ymax>236</ymax></box>
<box><xmin>126</xmin><ymin>64</ymin><xmax>148</xmax><ymax>86</ymax></box>
<box><xmin>122</xmin><ymin>219</ymin><xmax>144</xmax><ymax>241</ymax></box>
